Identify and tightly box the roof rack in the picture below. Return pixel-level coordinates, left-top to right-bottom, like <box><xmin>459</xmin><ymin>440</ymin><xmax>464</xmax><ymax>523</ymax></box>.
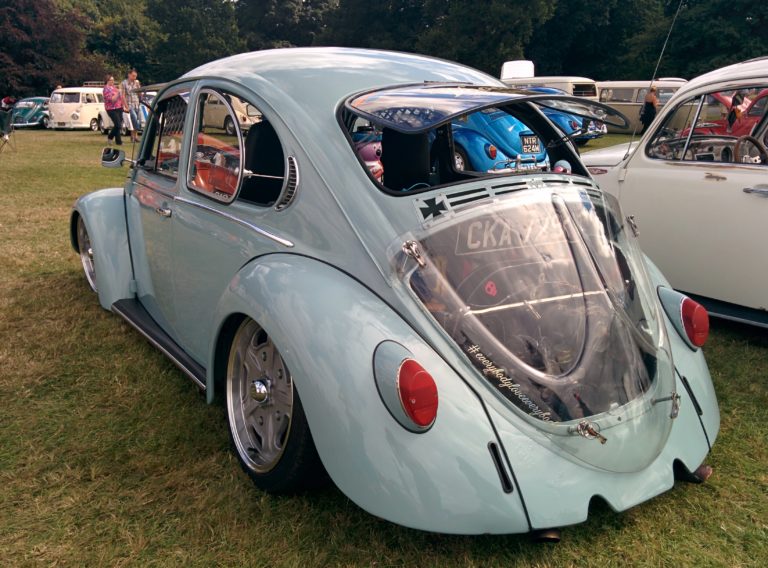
<box><xmin>82</xmin><ymin>81</ymin><xmax>104</xmax><ymax>87</ymax></box>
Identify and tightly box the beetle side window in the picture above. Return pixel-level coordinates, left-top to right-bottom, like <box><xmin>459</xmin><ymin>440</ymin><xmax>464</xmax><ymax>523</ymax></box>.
<box><xmin>188</xmin><ymin>91</ymin><xmax>245</xmax><ymax>203</ymax></box>
<box><xmin>147</xmin><ymin>94</ymin><xmax>189</xmax><ymax>178</ymax></box>
<box><xmin>646</xmin><ymin>96</ymin><xmax>703</xmax><ymax>161</ymax></box>
<box><xmin>237</xmin><ymin>112</ymin><xmax>286</xmax><ymax>207</ymax></box>
<box><xmin>647</xmin><ymin>87</ymin><xmax>768</xmax><ymax>165</ymax></box>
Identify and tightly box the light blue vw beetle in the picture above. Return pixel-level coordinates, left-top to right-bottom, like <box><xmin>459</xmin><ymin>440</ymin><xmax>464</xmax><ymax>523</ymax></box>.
<box><xmin>71</xmin><ymin>48</ymin><xmax>718</xmax><ymax>539</ymax></box>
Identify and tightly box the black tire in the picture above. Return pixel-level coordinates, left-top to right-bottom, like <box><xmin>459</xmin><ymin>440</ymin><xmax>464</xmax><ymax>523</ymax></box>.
<box><xmin>226</xmin><ymin>318</ymin><xmax>325</xmax><ymax>493</ymax></box>
<box><xmin>89</xmin><ymin>118</ymin><xmax>99</xmax><ymax>131</ymax></box>
<box><xmin>454</xmin><ymin>146</ymin><xmax>471</xmax><ymax>171</ymax></box>
<box><xmin>224</xmin><ymin>116</ymin><xmax>236</xmax><ymax>136</ymax></box>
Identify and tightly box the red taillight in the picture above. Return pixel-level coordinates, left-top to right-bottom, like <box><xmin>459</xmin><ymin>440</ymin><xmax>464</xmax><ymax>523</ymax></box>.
<box><xmin>681</xmin><ymin>298</ymin><xmax>709</xmax><ymax>347</ymax></box>
<box><xmin>397</xmin><ymin>359</ymin><xmax>438</xmax><ymax>427</ymax></box>
<box><xmin>569</xmin><ymin>120</ymin><xmax>579</xmax><ymax>130</ymax></box>
<box><xmin>485</xmin><ymin>144</ymin><xmax>497</xmax><ymax>159</ymax></box>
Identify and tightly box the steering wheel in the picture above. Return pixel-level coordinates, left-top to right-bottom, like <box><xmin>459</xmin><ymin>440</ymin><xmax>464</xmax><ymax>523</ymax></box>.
<box><xmin>734</xmin><ymin>135</ymin><xmax>768</xmax><ymax>164</ymax></box>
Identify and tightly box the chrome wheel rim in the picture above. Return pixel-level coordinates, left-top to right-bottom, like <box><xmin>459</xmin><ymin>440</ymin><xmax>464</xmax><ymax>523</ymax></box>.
<box><xmin>76</xmin><ymin>217</ymin><xmax>96</xmax><ymax>292</ymax></box>
<box><xmin>224</xmin><ymin>117</ymin><xmax>235</xmax><ymax>136</ymax></box>
<box><xmin>90</xmin><ymin>118</ymin><xmax>98</xmax><ymax>131</ymax></box>
<box><xmin>227</xmin><ymin>320</ymin><xmax>293</xmax><ymax>474</ymax></box>
<box><xmin>454</xmin><ymin>151</ymin><xmax>466</xmax><ymax>171</ymax></box>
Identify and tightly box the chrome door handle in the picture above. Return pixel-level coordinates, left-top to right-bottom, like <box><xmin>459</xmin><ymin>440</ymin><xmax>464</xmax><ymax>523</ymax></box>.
<box><xmin>155</xmin><ymin>207</ymin><xmax>172</xmax><ymax>217</ymax></box>
<box><xmin>743</xmin><ymin>187</ymin><xmax>768</xmax><ymax>197</ymax></box>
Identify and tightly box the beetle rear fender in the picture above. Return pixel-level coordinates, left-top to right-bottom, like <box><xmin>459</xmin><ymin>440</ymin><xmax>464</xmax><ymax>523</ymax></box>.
<box><xmin>71</xmin><ymin>188</ymin><xmax>133</xmax><ymax>310</ymax></box>
<box><xmin>452</xmin><ymin>128</ymin><xmax>498</xmax><ymax>161</ymax></box>
<box><xmin>209</xmin><ymin>254</ymin><xmax>531</xmax><ymax>534</ymax></box>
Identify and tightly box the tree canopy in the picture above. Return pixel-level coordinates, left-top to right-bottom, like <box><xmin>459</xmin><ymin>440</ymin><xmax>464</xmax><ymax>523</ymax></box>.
<box><xmin>3</xmin><ymin>0</ymin><xmax>766</xmax><ymax>97</ymax></box>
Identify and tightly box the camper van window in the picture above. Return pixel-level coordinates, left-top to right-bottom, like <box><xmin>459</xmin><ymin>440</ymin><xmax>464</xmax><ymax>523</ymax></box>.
<box><xmin>62</xmin><ymin>93</ymin><xmax>80</xmax><ymax>104</ymax></box>
<box><xmin>637</xmin><ymin>88</ymin><xmax>678</xmax><ymax>104</ymax></box>
<box><xmin>602</xmin><ymin>88</ymin><xmax>635</xmax><ymax>103</ymax></box>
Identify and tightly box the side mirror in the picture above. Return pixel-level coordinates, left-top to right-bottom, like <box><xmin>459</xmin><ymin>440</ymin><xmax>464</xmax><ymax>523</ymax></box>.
<box><xmin>101</xmin><ymin>147</ymin><xmax>126</xmax><ymax>168</ymax></box>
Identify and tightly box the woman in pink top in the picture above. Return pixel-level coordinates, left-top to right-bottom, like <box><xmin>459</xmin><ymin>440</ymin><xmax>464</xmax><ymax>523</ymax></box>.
<box><xmin>102</xmin><ymin>74</ymin><xmax>124</xmax><ymax>145</ymax></box>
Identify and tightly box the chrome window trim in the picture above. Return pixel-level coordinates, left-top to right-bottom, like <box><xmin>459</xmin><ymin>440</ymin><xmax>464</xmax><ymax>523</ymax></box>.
<box><xmin>174</xmin><ymin>196</ymin><xmax>294</xmax><ymax>248</ymax></box>
<box><xmin>186</xmin><ymin>88</ymin><xmax>245</xmax><ymax>204</ymax></box>
<box><xmin>139</xmin><ymin>88</ymin><xmax>192</xmax><ymax>180</ymax></box>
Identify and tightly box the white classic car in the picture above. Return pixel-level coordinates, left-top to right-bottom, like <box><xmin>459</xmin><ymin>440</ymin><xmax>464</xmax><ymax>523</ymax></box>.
<box><xmin>583</xmin><ymin>57</ymin><xmax>768</xmax><ymax>326</ymax></box>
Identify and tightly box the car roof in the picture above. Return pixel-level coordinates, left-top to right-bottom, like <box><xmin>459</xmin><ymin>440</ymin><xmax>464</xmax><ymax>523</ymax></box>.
<box><xmin>52</xmin><ymin>88</ymin><xmax>103</xmax><ymax>94</ymax></box>
<box><xmin>680</xmin><ymin>57</ymin><xmax>768</xmax><ymax>92</ymax></box>
<box><xmin>596</xmin><ymin>79</ymin><xmax>687</xmax><ymax>88</ymax></box>
<box><xmin>182</xmin><ymin>48</ymin><xmax>503</xmax><ymax>114</ymax></box>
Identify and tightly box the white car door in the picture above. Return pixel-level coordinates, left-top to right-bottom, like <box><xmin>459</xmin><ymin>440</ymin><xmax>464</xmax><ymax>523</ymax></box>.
<box><xmin>617</xmin><ymin>89</ymin><xmax>768</xmax><ymax>311</ymax></box>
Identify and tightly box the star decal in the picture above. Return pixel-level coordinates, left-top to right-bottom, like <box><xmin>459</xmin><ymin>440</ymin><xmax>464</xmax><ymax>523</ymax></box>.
<box><xmin>419</xmin><ymin>197</ymin><xmax>447</xmax><ymax>221</ymax></box>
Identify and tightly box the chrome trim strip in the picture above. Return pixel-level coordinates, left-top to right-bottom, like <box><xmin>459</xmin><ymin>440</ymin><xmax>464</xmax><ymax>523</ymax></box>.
<box><xmin>706</xmin><ymin>311</ymin><xmax>768</xmax><ymax>329</ymax></box>
<box><xmin>467</xmin><ymin>290</ymin><xmax>604</xmax><ymax>316</ymax></box>
<box><xmin>174</xmin><ymin>196</ymin><xmax>295</xmax><ymax>247</ymax></box>
<box><xmin>112</xmin><ymin>303</ymin><xmax>207</xmax><ymax>391</ymax></box>
<box><xmin>133</xmin><ymin>182</ymin><xmax>176</xmax><ymax>200</ymax></box>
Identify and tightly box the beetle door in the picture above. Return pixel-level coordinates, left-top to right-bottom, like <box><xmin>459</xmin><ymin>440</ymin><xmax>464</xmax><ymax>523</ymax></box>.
<box><xmin>618</xmin><ymin>88</ymin><xmax>768</xmax><ymax>310</ymax></box>
<box><xmin>169</xmin><ymin>87</ymin><xmax>289</xmax><ymax>364</ymax></box>
<box><xmin>126</xmin><ymin>89</ymin><xmax>191</xmax><ymax>338</ymax></box>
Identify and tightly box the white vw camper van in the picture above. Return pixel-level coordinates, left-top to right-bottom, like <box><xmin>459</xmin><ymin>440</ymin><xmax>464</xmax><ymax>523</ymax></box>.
<box><xmin>48</xmin><ymin>86</ymin><xmax>105</xmax><ymax>130</ymax></box>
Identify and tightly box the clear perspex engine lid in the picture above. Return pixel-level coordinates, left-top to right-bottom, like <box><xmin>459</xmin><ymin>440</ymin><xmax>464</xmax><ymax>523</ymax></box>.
<box><xmin>393</xmin><ymin>184</ymin><xmax>677</xmax><ymax>472</ymax></box>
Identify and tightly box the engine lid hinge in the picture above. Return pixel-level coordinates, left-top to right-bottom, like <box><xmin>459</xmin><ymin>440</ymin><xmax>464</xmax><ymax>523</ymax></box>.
<box><xmin>652</xmin><ymin>392</ymin><xmax>681</xmax><ymax>419</ymax></box>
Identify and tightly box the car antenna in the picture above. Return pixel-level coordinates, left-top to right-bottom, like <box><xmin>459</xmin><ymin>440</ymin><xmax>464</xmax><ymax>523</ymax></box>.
<box><xmin>622</xmin><ymin>0</ymin><xmax>686</xmax><ymax>161</ymax></box>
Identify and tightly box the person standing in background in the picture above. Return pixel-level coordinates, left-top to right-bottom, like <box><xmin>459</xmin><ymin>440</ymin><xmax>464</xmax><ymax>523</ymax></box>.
<box><xmin>639</xmin><ymin>86</ymin><xmax>659</xmax><ymax>134</ymax></box>
<box><xmin>120</xmin><ymin>68</ymin><xmax>141</xmax><ymax>143</ymax></box>
<box><xmin>102</xmin><ymin>74</ymin><xmax>123</xmax><ymax>145</ymax></box>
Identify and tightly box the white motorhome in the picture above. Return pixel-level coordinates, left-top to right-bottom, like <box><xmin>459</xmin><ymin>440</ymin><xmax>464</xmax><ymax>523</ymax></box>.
<box><xmin>597</xmin><ymin>79</ymin><xmax>687</xmax><ymax>132</ymax></box>
<box><xmin>48</xmin><ymin>86</ymin><xmax>105</xmax><ymax>130</ymax></box>
<box><xmin>500</xmin><ymin>60</ymin><xmax>598</xmax><ymax>101</ymax></box>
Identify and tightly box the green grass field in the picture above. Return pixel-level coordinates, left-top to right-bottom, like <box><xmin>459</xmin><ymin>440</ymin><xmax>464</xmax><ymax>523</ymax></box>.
<box><xmin>1</xmin><ymin>129</ymin><xmax>766</xmax><ymax>567</ymax></box>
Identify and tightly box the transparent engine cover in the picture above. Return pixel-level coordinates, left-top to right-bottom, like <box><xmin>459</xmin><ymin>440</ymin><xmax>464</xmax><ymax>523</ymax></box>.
<box><xmin>398</xmin><ymin>185</ymin><xmax>676</xmax><ymax>472</ymax></box>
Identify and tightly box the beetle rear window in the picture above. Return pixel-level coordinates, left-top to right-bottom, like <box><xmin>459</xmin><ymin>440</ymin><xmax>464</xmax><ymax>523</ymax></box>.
<box><xmin>341</xmin><ymin>84</ymin><xmax>627</xmax><ymax>194</ymax></box>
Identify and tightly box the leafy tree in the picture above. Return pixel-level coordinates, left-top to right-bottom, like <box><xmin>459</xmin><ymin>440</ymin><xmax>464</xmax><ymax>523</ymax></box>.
<box><xmin>317</xmin><ymin>0</ymin><xmax>554</xmax><ymax>76</ymax></box>
<box><xmin>238</xmin><ymin>0</ymin><xmax>334</xmax><ymax>50</ymax></box>
<box><xmin>417</xmin><ymin>0</ymin><xmax>554</xmax><ymax>75</ymax></box>
<box><xmin>624</xmin><ymin>0</ymin><xmax>768</xmax><ymax>79</ymax></box>
<box><xmin>0</xmin><ymin>0</ymin><xmax>107</xmax><ymax>96</ymax></box>
<box><xmin>316</xmin><ymin>0</ymin><xmax>430</xmax><ymax>51</ymax></box>
<box><xmin>86</xmin><ymin>10</ymin><xmax>163</xmax><ymax>80</ymax></box>
<box><xmin>146</xmin><ymin>0</ymin><xmax>244</xmax><ymax>81</ymax></box>
<box><xmin>525</xmin><ymin>0</ymin><xmax>664</xmax><ymax>80</ymax></box>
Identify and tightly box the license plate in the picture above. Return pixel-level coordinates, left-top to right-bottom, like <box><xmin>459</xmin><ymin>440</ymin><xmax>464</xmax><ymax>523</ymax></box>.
<box><xmin>520</xmin><ymin>135</ymin><xmax>540</xmax><ymax>154</ymax></box>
